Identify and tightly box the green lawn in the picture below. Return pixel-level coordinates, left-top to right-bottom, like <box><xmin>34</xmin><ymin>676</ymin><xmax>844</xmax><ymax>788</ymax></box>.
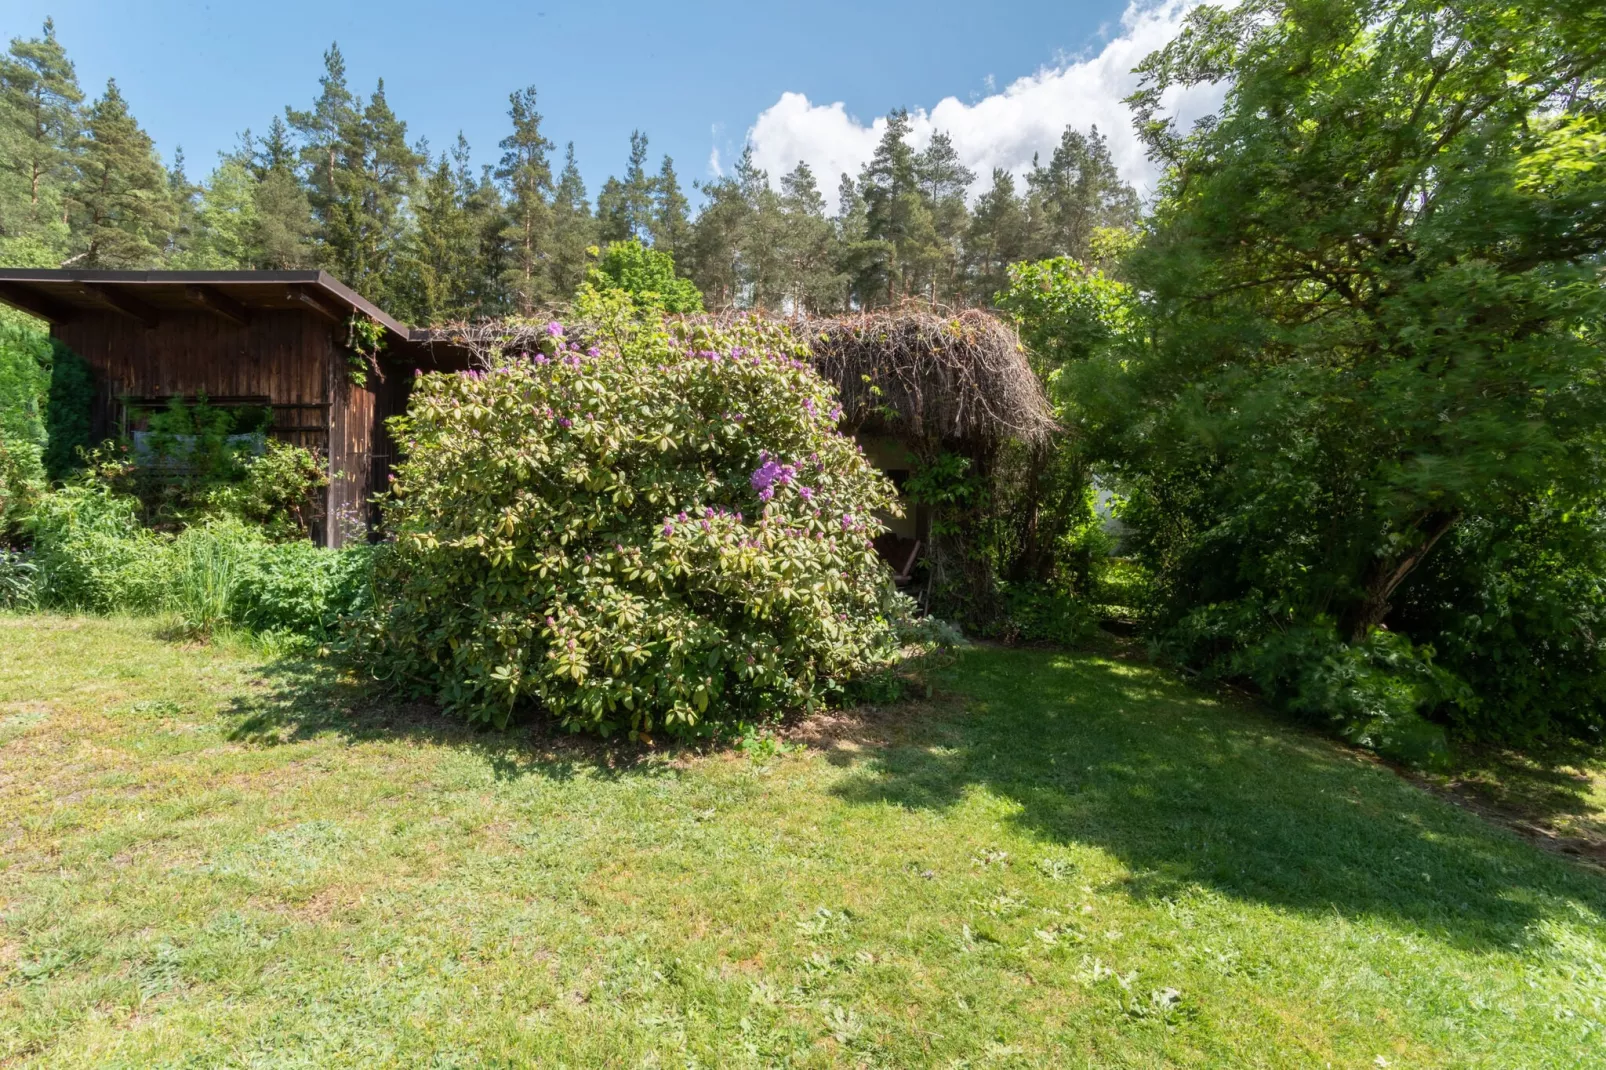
<box><xmin>2</xmin><ymin>615</ymin><xmax>1604</xmax><ymax>1068</ymax></box>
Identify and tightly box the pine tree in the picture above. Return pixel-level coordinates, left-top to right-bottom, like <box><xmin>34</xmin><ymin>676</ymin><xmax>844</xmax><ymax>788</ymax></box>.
<box><xmin>735</xmin><ymin>148</ymin><xmax>787</xmax><ymax>309</ymax></box>
<box><xmin>856</xmin><ymin>110</ymin><xmax>940</xmax><ymax>305</ymax></box>
<box><xmin>0</xmin><ymin>18</ymin><xmax>83</xmax><ymax>262</ymax></box>
<box><xmin>965</xmin><ymin>168</ymin><xmax>1031</xmax><ymax>304</ymax></box>
<box><xmin>285</xmin><ymin>43</ymin><xmax>359</xmax><ymax>242</ymax></box>
<box><xmin>252</xmin><ymin>121</ymin><xmax>314</xmax><ymax>269</ymax></box>
<box><xmin>177</xmin><ymin>157</ymin><xmax>261</xmax><ymax>268</ymax></box>
<box><xmin>833</xmin><ymin>171</ymin><xmax>872</xmax><ymax>310</ymax></box>
<box><xmin>400</xmin><ymin>135</ymin><xmax>484</xmax><ymax>323</ymax></box>
<box><xmin>164</xmin><ymin>146</ymin><xmax>201</xmax><ymax>262</ymax></box>
<box><xmin>596</xmin><ymin>130</ymin><xmax>652</xmax><ymax>244</ymax></box>
<box><xmin>67</xmin><ymin>79</ymin><xmax>176</xmax><ymax>267</ymax></box>
<box><xmin>546</xmin><ymin>142</ymin><xmax>594</xmax><ymax>299</ymax></box>
<box><xmin>777</xmin><ymin>161</ymin><xmax>842</xmax><ymax>314</ymax></box>
<box><xmin>495</xmin><ymin>86</ymin><xmax>553</xmax><ymax>314</ymax></box>
<box><xmin>1026</xmin><ymin>125</ymin><xmax>1138</xmax><ymax>260</ymax></box>
<box><xmin>685</xmin><ymin>172</ymin><xmax>748</xmax><ymax>309</ymax></box>
<box><xmin>251</xmin><ymin>115</ymin><xmax>298</xmax><ymax>176</ymax></box>
<box><xmin>649</xmin><ymin>155</ymin><xmax>691</xmax><ymax>263</ymax></box>
<box><xmin>914</xmin><ymin>131</ymin><xmax>974</xmax><ymax>302</ymax></box>
<box><xmin>295</xmin><ymin>67</ymin><xmax>422</xmax><ymax>306</ymax></box>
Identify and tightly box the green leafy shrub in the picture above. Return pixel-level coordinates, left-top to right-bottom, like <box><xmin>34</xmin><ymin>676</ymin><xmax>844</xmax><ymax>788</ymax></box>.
<box><xmin>587</xmin><ymin>239</ymin><xmax>703</xmax><ymax>314</ymax></box>
<box><xmin>0</xmin><ymin>324</ymin><xmax>51</xmax><ymax>539</ymax></box>
<box><xmin>27</xmin><ymin>481</ymin><xmax>173</xmax><ymax>613</ymax></box>
<box><xmin>0</xmin><ymin>548</ymin><xmax>37</xmax><ymax>610</ymax></box>
<box><xmin>1162</xmin><ymin>601</ymin><xmax>1463</xmax><ymax>769</ymax></box>
<box><xmin>350</xmin><ymin>298</ymin><xmax>907</xmax><ymax>737</ymax></box>
<box><xmin>200</xmin><ymin>440</ymin><xmax>328</xmax><ymax>540</ymax></box>
<box><xmin>26</xmin><ymin>483</ymin><xmax>369</xmax><ymax>636</ymax></box>
<box><xmin>43</xmin><ymin>343</ymin><xmax>93</xmax><ymax>480</ymax></box>
<box><xmin>1394</xmin><ymin>503</ymin><xmax>1606</xmax><ymax>746</ymax></box>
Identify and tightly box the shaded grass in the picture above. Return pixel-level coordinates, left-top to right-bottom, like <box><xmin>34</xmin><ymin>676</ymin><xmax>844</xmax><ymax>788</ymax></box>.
<box><xmin>1</xmin><ymin>615</ymin><xmax>1603</xmax><ymax>1067</ymax></box>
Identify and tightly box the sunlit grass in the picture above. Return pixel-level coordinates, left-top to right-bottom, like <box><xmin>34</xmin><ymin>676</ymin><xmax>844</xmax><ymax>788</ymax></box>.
<box><xmin>1</xmin><ymin>615</ymin><xmax>1603</xmax><ymax>1067</ymax></box>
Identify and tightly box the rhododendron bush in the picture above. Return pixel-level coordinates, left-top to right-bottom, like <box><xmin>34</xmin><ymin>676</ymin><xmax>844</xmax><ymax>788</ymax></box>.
<box><xmin>351</xmin><ymin>300</ymin><xmax>908</xmax><ymax>736</ymax></box>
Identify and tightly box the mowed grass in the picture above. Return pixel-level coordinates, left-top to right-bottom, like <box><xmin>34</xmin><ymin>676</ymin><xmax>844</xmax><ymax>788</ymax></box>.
<box><xmin>1</xmin><ymin>616</ymin><xmax>1604</xmax><ymax>1068</ymax></box>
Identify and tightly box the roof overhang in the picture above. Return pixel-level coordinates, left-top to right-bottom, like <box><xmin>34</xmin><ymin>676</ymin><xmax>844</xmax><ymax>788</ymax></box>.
<box><xmin>0</xmin><ymin>269</ymin><xmax>413</xmax><ymax>343</ymax></box>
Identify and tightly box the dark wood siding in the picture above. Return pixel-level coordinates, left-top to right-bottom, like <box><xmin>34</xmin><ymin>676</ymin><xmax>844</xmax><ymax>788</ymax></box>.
<box><xmin>328</xmin><ymin>364</ymin><xmax>376</xmax><ymax>547</ymax></box>
<box><xmin>52</xmin><ymin>308</ymin><xmax>340</xmax><ymax>542</ymax></box>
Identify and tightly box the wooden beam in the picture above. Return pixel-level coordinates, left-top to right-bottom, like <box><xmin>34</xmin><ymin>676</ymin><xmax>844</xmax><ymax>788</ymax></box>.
<box><xmin>0</xmin><ymin>281</ymin><xmax>74</xmax><ymax>323</ymax></box>
<box><xmin>186</xmin><ymin>284</ymin><xmax>252</xmax><ymax>327</ymax></box>
<box><xmin>84</xmin><ymin>283</ymin><xmax>159</xmax><ymax>328</ymax></box>
<box><xmin>288</xmin><ymin>285</ymin><xmax>346</xmax><ymax>323</ymax></box>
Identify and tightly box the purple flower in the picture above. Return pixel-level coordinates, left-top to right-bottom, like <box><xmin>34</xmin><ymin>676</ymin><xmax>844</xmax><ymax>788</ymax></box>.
<box><xmin>799</xmin><ymin>486</ymin><xmax>814</xmax><ymax>501</ymax></box>
<box><xmin>663</xmin><ymin>523</ymin><xmax>674</xmax><ymax>537</ymax></box>
<box><xmin>587</xmin><ymin>347</ymin><xmax>600</xmax><ymax>358</ymax></box>
<box><xmin>678</xmin><ymin>512</ymin><xmax>687</xmax><ymax>522</ymax></box>
<box><xmin>804</xmin><ymin>398</ymin><xmax>817</xmax><ymax>416</ymax></box>
<box><xmin>759</xmin><ymin>486</ymin><xmax>774</xmax><ymax>502</ymax></box>
<box><xmin>546</xmin><ymin>616</ymin><xmax>556</xmax><ymax>627</ymax></box>
<box><xmin>700</xmin><ymin>520</ymin><xmax>711</xmax><ymax>531</ymax></box>
<box><xmin>559</xmin><ymin>417</ymin><xmax>573</xmax><ymax>429</ymax></box>
<box><xmin>546</xmin><ymin>321</ymin><xmax>565</xmax><ymax>337</ymax></box>
<box><xmin>841</xmin><ymin>514</ymin><xmax>854</xmax><ymax>530</ymax></box>
<box><xmin>534</xmin><ymin>353</ymin><xmax>550</xmax><ymax>365</ymax></box>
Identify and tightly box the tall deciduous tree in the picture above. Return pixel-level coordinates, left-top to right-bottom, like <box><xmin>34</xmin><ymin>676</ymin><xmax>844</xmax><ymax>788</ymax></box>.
<box><xmin>66</xmin><ymin>79</ymin><xmax>175</xmax><ymax>267</ymax></box>
<box><xmin>1089</xmin><ymin>0</ymin><xmax>1606</xmax><ymax>654</ymax></box>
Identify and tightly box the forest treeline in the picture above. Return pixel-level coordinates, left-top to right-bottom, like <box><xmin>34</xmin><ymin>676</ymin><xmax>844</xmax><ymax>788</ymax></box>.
<box><xmin>0</xmin><ymin>22</ymin><xmax>1139</xmax><ymax>324</ymax></box>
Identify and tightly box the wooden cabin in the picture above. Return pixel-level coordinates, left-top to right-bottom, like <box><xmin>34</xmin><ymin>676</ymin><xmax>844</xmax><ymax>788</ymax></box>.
<box><xmin>0</xmin><ymin>269</ymin><xmax>436</xmax><ymax>546</ymax></box>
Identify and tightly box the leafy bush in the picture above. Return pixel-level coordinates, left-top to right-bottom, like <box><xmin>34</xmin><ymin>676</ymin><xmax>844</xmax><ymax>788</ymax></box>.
<box><xmin>588</xmin><ymin>239</ymin><xmax>703</xmax><ymax>313</ymax></box>
<box><xmin>26</xmin><ymin>483</ymin><xmax>369</xmax><ymax>637</ymax></box>
<box><xmin>0</xmin><ymin>324</ymin><xmax>51</xmax><ymax>539</ymax></box>
<box><xmin>0</xmin><ymin>547</ymin><xmax>37</xmax><ymax>610</ymax></box>
<box><xmin>27</xmin><ymin>481</ymin><xmax>173</xmax><ymax>613</ymax></box>
<box><xmin>1394</xmin><ymin>503</ymin><xmax>1606</xmax><ymax>746</ymax></box>
<box><xmin>1161</xmin><ymin>601</ymin><xmax>1462</xmax><ymax>769</ymax></box>
<box><xmin>350</xmin><ymin>297</ymin><xmax>908</xmax><ymax>737</ymax></box>
<box><xmin>200</xmin><ymin>440</ymin><xmax>328</xmax><ymax>540</ymax></box>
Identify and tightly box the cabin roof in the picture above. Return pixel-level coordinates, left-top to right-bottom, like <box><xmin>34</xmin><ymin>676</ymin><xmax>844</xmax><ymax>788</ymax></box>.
<box><xmin>0</xmin><ymin>269</ymin><xmax>413</xmax><ymax>341</ymax></box>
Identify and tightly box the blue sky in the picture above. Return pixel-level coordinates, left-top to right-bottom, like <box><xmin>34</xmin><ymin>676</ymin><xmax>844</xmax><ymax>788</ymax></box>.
<box><xmin>6</xmin><ymin>1</ymin><xmax>1211</xmax><ymax>208</ymax></box>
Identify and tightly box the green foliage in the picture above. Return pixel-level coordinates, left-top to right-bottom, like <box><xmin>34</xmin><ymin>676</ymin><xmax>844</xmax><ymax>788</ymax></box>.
<box><xmin>1074</xmin><ymin>0</ymin><xmax>1606</xmax><ymax>747</ymax></box>
<box><xmin>586</xmin><ymin>239</ymin><xmax>703</xmax><ymax>314</ymax></box>
<box><xmin>24</xmin><ymin>481</ymin><xmax>368</xmax><ymax>636</ymax></box>
<box><xmin>201</xmin><ymin>439</ymin><xmax>327</xmax><ymax>541</ymax></box>
<box><xmin>42</xmin><ymin>342</ymin><xmax>92</xmax><ymax>480</ymax></box>
<box><xmin>343</xmin><ymin>314</ymin><xmax>385</xmax><ymax>386</ymax></box>
<box><xmin>996</xmin><ymin>258</ymin><xmax>1134</xmax><ymax>372</ymax></box>
<box><xmin>26</xmin><ymin>480</ymin><xmax>171</xmax><ymax>612</ymax></box>
<box><xmin>1394</xmin><ymin>501</ymin><xmax>1606</xmax><ymax>746</ymax></box>
<box><xmin>0</xmin><ymin>546</ymin><xmax>37</xmax><ymax>608</ymax></box>
<box><xmin>351</xmin><ymin>303</ymin><xmax>908</xmax><ymax>736</ymax></box>
<box><xmin>0</xmin><ymin>323</ymin><xmax>50</xmax><ymax>538</ymax></box>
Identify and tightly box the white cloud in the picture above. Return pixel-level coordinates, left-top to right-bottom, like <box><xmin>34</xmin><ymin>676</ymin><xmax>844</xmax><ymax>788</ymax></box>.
<box><xmin>744</xmin><ymin>0</ymin><xmax>1225</xmax><ymax>213</ymax></box>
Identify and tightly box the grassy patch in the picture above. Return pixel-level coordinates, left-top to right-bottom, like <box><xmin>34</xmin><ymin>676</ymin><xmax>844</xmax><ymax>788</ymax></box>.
<box><xmin>1</xmin><ymin>615</ymin><xmax>1603</xmax><ymax>1067</ymax></box>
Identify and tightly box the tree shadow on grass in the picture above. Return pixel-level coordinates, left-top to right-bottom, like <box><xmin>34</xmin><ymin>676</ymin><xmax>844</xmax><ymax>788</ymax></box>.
<box><xmin>222</xmin><ymin>656</ymin><xmax>677</xmax><ymax>784</ymax></box>
<box><xmin>827</xmin><ymin>646</ymin><xmax>1606</xmax><ymax>954</ymax></box>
